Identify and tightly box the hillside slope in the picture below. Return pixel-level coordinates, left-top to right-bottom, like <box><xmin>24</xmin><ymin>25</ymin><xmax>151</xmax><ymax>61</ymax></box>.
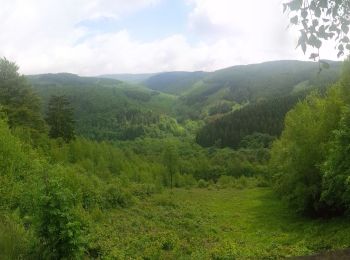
<box><xmin>179</xmin><ymin>60</ymin><xmax>341</xmax><ymax>118</ymax></box>
<box><xmin>27</xmin><ymin>73</ymin><xmax>180</xmax><ymax>141</ymax></box>
<box><xmin>143</xmin><ymin>71</ymin><xmax>208</xmax><ymax>95</ymax></box>
<box><xmin>99</xmin><ymin>73</ymin><xmax>155</xmax><ymax>83</ymax></box>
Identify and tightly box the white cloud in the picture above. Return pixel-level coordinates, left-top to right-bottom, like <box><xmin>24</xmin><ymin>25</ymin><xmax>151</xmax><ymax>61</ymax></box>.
<box><xmin>187</xmin><ymin>0</ymin><xmax>315</xmax><ymax>63</ymax></box>
<box><xmin>0</xmin><ymin>0</ymin><xmax>341</xmax><ymax>75</ymax></box>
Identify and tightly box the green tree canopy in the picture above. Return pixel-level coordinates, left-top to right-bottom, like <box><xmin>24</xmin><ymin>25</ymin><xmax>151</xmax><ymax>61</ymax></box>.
<box><xmin>0</xmin><ymin>58</ymin><xmax>44</xmax><ymax>130</ymax></box>
<box><xmin>163</xmin><ymin>144</ymin><xmax>179</xmax><ymax>189</ymax></box>
<box><xmin>46</xmin><ymin>95</ymin><xmax>75</xmax><ymax>142</ymax></box>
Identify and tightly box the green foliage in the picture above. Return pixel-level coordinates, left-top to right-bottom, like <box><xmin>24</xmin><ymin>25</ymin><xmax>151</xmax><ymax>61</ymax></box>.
<box><xmin>284</xmin><ymin>0</ymin><xmax>350</xmax><ymax>59</ymax></box>
<box><xmin>208</xmin><ymin>101</ymin><xmax>234</xmax><ymax>116</ymax></box>
<box><xmin>36</xmin><ymin>174</ymin><xmax>85</xmax><ymax>259</ymax></box>
<box><xmin>46</xmin><ymin>95</ymin><xmax>75</xmax><ymax>142</ymax></box>
<box><xmin>216</xmin><ymin>175</ymin><xmax>269</xmax><ymax>189</ymax></box>
<box><xmin>143</xmin><ymin>71</ymin><xmax>207</xmax><ymax>95</ymax></box>
<box><xmin>29</xmin><ymin>73</ymin><xmax>179</xmax><ymax>141</ymax></box>
<box><xmin>270</xmin><ymin>87</ymin><xmax>344</xmax><ymax>215</ymax></box>
<box><xmin>239</xmin><ymin>133</ymin><xmax>276</xmax><ymax>149</ymax></box>
<box><xmin>103</xmin><ymin>182</ymin><xmax>133</xmax><ymax>208</ymax></box>
<box><xmin>270</xmin><ymin>61</ymin><xmax>350</xmax><ymax>216</ymax></box>
<box><xmin>0</xmin><ymin>212</ymin><xmax>34</xmax><ymax>260</ymax></box>
<box><xmin>1</xmin><ymin>57</ymin><xmax>349</xmax><ymax>259</ymax></box>
<box><xmin>0</xmin><ymin>58</ymin><xmax>45</xmax><ymax>131</ymax></box>
<box><xmin>86</xmin><ymin>188</ymin><xmax>350</xmax><ymax>258</ymax></box>
<box><xmin>321</xmin><ymin>106</ymin><xmax>350</xmax><ymax>215</ymax></box>
<box><xmin>196</xmin><ymin>94</ymin><xmax>302</xmax><ymax>148</ymax></box>
<box><xmin>177</xmin><ymin>60</ymin><xmax>340</xmax><ymax>121</ymax></box>
<box><xmin>163</xmin><ymin>143</ymin><xmax>179</xmax><ymax>189</ymax></box>
<box><xmin>197</xmin><ymin>179</ymin><xmax>209</xmax><ymax>188</ymax></box>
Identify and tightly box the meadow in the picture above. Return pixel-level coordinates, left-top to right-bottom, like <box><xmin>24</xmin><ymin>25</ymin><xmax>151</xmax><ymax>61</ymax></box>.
<box><xmin>87</xmin><ymin>187</ymin><xmax>350</xmax><ymax>259</ymax></box>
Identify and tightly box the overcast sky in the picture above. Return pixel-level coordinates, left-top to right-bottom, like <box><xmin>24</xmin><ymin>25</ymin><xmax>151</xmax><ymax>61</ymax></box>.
<box><xmin>0</xmin><ymin>0</ymin><xmax>341</xmax><ymax>75</ymax></box>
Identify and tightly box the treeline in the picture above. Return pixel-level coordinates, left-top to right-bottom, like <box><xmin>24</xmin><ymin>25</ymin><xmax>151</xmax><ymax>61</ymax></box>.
<box><xmin>270</xmin><ymin>60</ymin><xmax>350</xmax><ymax>217</ymax></box>
<box><xmin>196</xmin><ymin>94</ymin><xmax>305</xmax><ymax>148</ymax></box>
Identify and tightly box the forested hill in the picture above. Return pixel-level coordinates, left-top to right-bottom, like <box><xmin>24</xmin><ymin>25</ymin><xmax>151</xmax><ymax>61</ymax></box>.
<box><xmin>192</xmin><ymin>61</ymin><xmax>341</xmax><ymax>148</ymax></box>
<box><xmin>99</xmin><ymin>60</ymin><xmax>341</xmax><ymax>120</ymax></box>
<box><xmin>27</xmin><ymin>73</ymin><xmax>181</xmax><ymax>141</ymax></box>
<box><xmin>179</xmin><ymin>61</ymin><xmax>340</xmax><ymax>117</ymax></box>
<box><xmin>99</xmin><ymin>73</ymin><xmax>155</xmax><ymax>84</ymax></box>
<box><xmin>27</xmin><ymin>60</ymin><xmax>342</xmax><ymax>144</ymax></box>
<box><xmin>196</xmin><ymin>93</ymin><xmax>306</xmax><ymax>148</ymax></box>
<box><xmin>28</xmin><ymin>73</ymin><xmax>123</xmax><ymax>87</ymax></box>
<box><xmin>142</xmin><ymin>71</ymin><xmax>208</xmax><ymax>95</ymax></box>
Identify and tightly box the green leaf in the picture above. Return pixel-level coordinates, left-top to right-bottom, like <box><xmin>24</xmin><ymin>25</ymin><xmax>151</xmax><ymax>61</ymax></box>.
<box><xmin>341</xmin><ymin>36</ymin><xmax>350</xmax><ymax>43</ymax></box>
<box><xmin>341</xmin><ymin>24</ymin><xmax>349</xmax><ymax>34</ymax></box>
<box><xmin>309</xmin><ymin>53</ymin><xmax>319</xmax><ymax>60</ymax></box>
<box><xmin>308</xmin><ymin>34</ymin><xmax>322</xmax><ymax>48</ymax></box>
<box><xmin>315</xmin><ymin>39</ymin><xmax>322</xmax><ymax>48</ymax></box>
<box><xmin>318</xmin><ymin>25</ymin><xmax>326</xmax><ymax>38</ymax></box>
<box><xmin>319</xmin><ymin>0</ymin><xmax>328</xmax><ymax>8</ymax></box>
<box><xmin>337</xmin><ymin>50</ymin><xmax>344</xmax><ymax>58</ymax></box>
<box><xmin>329</xmin><ymin>24</ymin><xmax>338</xmax><ymax>31</ymax></box>
<box><xmin>288</xmin><ymin>0</ymin><xmax>302</xmax><ymax>11</ymax></box>
<box><xmin>315</xmin><ymin>7</ymin><xmax>321</xmax><ymax>17</ymax></box>
<box><xmin>301</xmin><ymin>10</ymin><xmax>308</xmax><ymax>18</ymax></box>
<box><xmin>301</xmin><ymin>42</ymin><xmax>307</xmax><ymax>54</ymax></box>
<box><xmin>290</xmin><ymin>15</ymin><xmax>299</xmax><ymax>25</ymax></box>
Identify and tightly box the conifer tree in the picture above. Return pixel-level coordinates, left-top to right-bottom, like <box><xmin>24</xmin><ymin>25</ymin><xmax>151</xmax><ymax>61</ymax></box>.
<box><xmin>46</xmin><ymin>95</ymin><xmax>75</xmax><ymax>142</ymax></box>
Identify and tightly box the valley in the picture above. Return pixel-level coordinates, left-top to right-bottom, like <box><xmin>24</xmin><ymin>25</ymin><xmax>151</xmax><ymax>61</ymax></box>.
<box><xmin>1</xmin><ymin>58</ymin><xmax>350</xmax><ymax>259</ymax></box>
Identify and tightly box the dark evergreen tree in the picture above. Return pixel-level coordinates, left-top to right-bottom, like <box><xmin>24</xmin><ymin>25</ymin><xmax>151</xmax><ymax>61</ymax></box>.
<box><xmin>46</xmin><ymin>95</ymin><xmax>75</xmax><ymax>142</ymax></box>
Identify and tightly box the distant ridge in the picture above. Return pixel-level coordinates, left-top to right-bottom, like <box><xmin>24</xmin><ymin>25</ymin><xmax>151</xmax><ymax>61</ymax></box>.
<box><xmin>99</xmin><ymin>73</ymin><xmax>155</xmax><ymax>84</ymax></box>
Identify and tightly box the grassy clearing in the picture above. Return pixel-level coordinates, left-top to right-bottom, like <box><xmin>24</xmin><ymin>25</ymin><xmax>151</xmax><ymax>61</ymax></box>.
<box><xmin>88</xmin><ymin>188</ymin><xmax>350</xmax><ymax>259</ymax></box>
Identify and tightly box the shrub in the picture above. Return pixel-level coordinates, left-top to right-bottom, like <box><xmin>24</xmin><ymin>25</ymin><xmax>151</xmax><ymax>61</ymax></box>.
<box><xmin>130</xmin><ymin>183</ymin><xmax>162</xmax><ymax>198</ymax></box>
<box><xmin>36</xmin><ymin>176</ymin><xmax>85</xmax><ymax>259</ymax></box>
<box><xmin>197</xmin><ymin>179</ymin><xmax>209</xmax><ymax>188</ymax></box>
<box><xmin>0</xmin><ymin>213</ymin><xmax>33</xmax><ymax>260</ymax></box>
<box><xmin>103</xmin><ymin>183</ymin><xmax>133</xmax><ymax>209</ymax></box>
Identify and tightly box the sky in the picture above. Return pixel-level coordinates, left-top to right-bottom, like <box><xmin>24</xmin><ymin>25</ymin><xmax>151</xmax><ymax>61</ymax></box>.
<box><xmin>0</xmin><ymin>0</ymin><xmax>341</xmax><ymax>75</ymax></box>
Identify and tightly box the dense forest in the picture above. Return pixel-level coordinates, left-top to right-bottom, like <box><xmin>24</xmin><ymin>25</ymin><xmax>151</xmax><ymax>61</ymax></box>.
<box><xmin>196</xmin><ymin>94</ymin><xmax>304</xmax><ymax>148</ymax></box>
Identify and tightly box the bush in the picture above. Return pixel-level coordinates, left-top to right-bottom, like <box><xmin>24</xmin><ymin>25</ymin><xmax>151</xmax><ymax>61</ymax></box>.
<box><xmin>197</xmin><ymin>179</ymin><xmax>209</xmax><ymax>188</ymax></box>
<box><xmin>174</xmin><ymin>173</ymin><xmax>197</xmax><ymax>188</ymax></box>
<box><xmin>216</xmin><ymin>175</ymin><xmax>268</xmax><ymax>189</ymax></box>
<box><xmin>0</xmin><ymin>213</ymin><xmax>33</xmax><ymax>260</ymax></box>
<box><xmin>130</xmin><ymin>183</ymin><xmax>162</xmax><ymax>198</ymax></box>
<box><xmin>103</xmin><ymin>183</ymin><xmax>133</xmax><ymax>209</ymax></box>
<box><xmin>36</xmin><ymin>175</ymin><xmax>85</xmax><ymax>259</ymax></box>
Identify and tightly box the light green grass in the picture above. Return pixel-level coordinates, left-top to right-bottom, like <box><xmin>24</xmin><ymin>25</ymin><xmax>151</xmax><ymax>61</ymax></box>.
<box><xmin>88</xmin><ymin>188</ymin><xmax>350</xmax><ymax>259</ymax></box>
